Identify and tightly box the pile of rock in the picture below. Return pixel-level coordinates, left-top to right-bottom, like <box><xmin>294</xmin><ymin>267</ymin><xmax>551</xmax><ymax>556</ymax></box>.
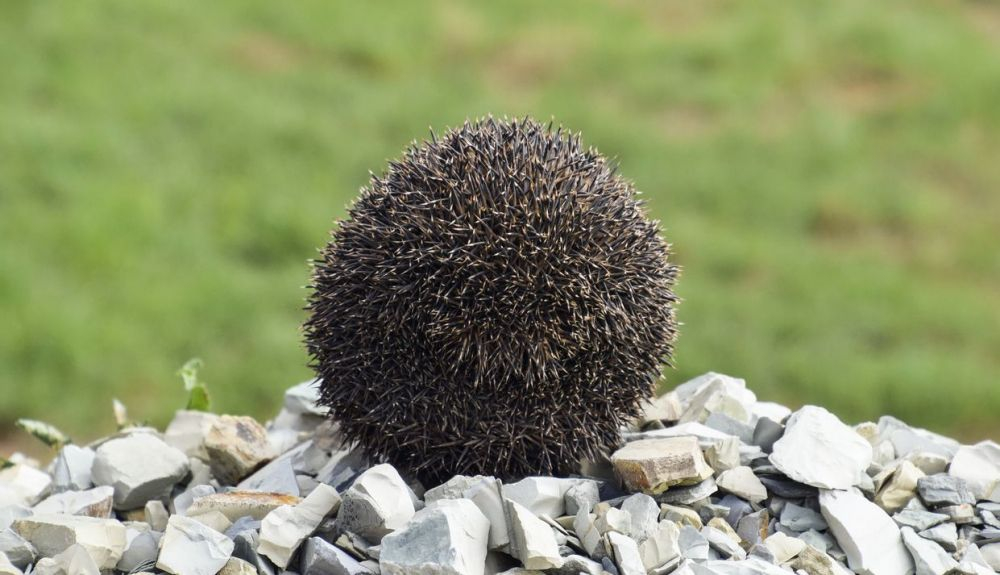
<box><xmin>1</xmin><ymin>373</ymin><xmax>999</xmax><ymax>575</ymax></box>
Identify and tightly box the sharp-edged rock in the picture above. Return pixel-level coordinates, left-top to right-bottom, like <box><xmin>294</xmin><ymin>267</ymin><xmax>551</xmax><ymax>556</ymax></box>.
<box><xmin>91</xmin><ymin>433</ymin><xmax>189</xmax><ymax>510</ymax></box>
<box><xmin>13</xmin><ymin>514</ymin><xmax>126</xmax><ymax>570</ymax></box>
<box><xmin>300</xmin><ymin>536</ymin><xmax>373</xmax><ymax>574</ymax></box>
<box><xmin>336</xmin><ymin>464</ymin><xmax>414</xmax><ymax>542</ymax></box>
<box><xmin>163</xmin><ymin>410</ymin><xmax>220</xmax><ymax>461</ymax></box>
<box><xmin>50</xmin><ymin>445</ymin><xmax>94</xmax><ymax>493</ymax></box>
<box><xmin>32</xmin><ymin>486</ymin><xmax>113</xmax><ymax>518</ymax></box>
<box><xmin>770</xmin><ymin>406</ymin><xmax>873</xmax><ymax>490</ymax></box>
<box><xmin>258</xmin><ymin>483</ymin><xmax>341</xmax><ymax>569</ymax></box>
<box><xmin>505</xmin><ymin>500</ymin><xmax>563</xmax><ymax>570</ymax></box>
<box><xmin>611</xmin><ymin>437</ymin><xmax>714</xmax><ymax>494</ymax></box>
<box><xmin>715</xmin><ymin>467</ymin><xmax>767</xmax><ymax>504</ymax></box>
<box><xmin>819</xmin><ymin>489</ymin><xmax>913</xmax><ymax>575</ymax></box>
<box><xmin>156</xmin><ymin>514</ymin><xmax>234</xmax><ymax>575</ymax></box>
<box><xmin>204</xmin><ymin>415</ymin><xmax>277</xmax><ymax>485</ymax></box>
<box><xmin>380</xmin><ymin>498</ymin><xmax>490</xmax><ymax>575</ymax></box>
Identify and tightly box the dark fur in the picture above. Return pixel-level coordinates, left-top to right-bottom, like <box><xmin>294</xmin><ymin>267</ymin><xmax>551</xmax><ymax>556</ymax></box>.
<box><xmin>304</xmin><ymin>117</ymin><xmax>679</xmax><ymax>484</ymax></box>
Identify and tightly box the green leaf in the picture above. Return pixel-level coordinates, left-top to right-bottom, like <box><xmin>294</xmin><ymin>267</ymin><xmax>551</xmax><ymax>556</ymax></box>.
<box><xmin>0</xmin><ymin>456</ymin><xmax>13</xmax><ymax>470</ymax></box>
<box><xmin>15</xmin><ymin>419</ymin><xmax>71</xmax><ymax>448</ymax></box>
<box><xmin>178</xmin><ymin>358</ymin><xmax>212</xmax><ymax>412</ymax></box>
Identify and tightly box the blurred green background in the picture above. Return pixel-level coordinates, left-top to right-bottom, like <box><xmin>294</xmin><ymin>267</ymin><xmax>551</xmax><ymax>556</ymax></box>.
<box><xmin>2</xmin><ymin>0</ymin><xmax>999</xmax><ymax>454</ymax></box>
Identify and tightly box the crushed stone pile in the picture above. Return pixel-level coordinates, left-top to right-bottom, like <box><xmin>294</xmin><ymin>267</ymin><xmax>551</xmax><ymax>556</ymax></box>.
<box><xmin>1</xmin><ymin>372</ymin><xmax>999</xmax><ymax>575</ymax></box>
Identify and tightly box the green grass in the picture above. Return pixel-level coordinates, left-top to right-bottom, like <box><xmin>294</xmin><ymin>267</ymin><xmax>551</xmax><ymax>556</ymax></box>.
<box><xmin>1</xmin><ymin>0</ymin><xmax>998</xmax><ymax>449</ymax></box>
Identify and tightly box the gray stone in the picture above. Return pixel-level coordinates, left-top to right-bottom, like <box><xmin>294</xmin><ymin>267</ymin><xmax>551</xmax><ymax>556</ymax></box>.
<box><xmin>704</xmin><ymin>413</ymin><xmax>755</xmax><ymax>444</ymax></box>
<box><xmin>678</xmin><ymin>525</ymin><xmax>710</xmax><ymax>561</ymax></box>
<box><xmin>919</xmin><ymin>522</ymin><xmax>958</xmax><ymax>552</ymax></box>
<box><xmin>380</xmin><ymin>499</ymin><xmax>490</xmax><ymax>575</ymax></box>
<box><xmin>238</xmin><ymin>453</ymin><xmax>301</xmax><ymax>496</ymax></box>
<box><xmin>939</xmin><ymin>504</ymin><xmax>976</xmax><ymax>524</ymax></box>
<box><xmin>798</xmin><ymin>528</ymin><xmax>836</xmax><ymax>553</ymax></box>
<box><xmin>901</xmin><ymin>526</ymin><xmax>957</xmax><ymax>575</ymax></box>
<box><xmin>336</xmin><ymin>464</ymin><xmax>414</xmax><ymax>542</ymax></box>
<box><xmin>172</xmin><ymin>484</ymin><xmax>215</xmax><ymax>516</ymax></box>
<box><xmin>701</xmin><ymin>525</ymin><xmax>746</xmax><ymax>560</ymax></box>
<box><xmin>735</xmin><ymin>510</ymin><xmax>769</xmax><ymax>548</ymax></box>
<box><xmin>424</xmin><ymin>475</ymin><xmax>488</xmax><ymax>504</ymax></box>
<box><xmin>638</xmin><ymin>520</ymin><xmax>681</xmax><ymax>571</ymax></box>
<box><xmin>621</xmin><ymin>493</ymin><xmax>659</xmax><ymax>542</ymax></box>
<box><xmin>13</xmin><ymin>514</ymin><xmax>126</xmax><ymax>569</ymax></box>
<box><xmin>0</xmin><ymin>551</ymin><xmax>22</xmax><ymax>575</ymax></box>
<box><xmin>893</xmin><ymin>509</ymin><xmax>949</xmax><ymax>531</ymax></box>
<box><xmin>91</xmin><ymin>433</ymin><xmax>189</xmax><ymax>510</ymax></box>
<box><xmin>611</xmin><ymin>437</ymin><xmax>714</xmax><ymax>494</ymax></box>
<box><xmin>779</xmin><ymin>502</ymin><xmax>827</xmax><ymax>532</ymax></box>
<box><xmin>877</xmin><ymin>416</ymin><xmax>960</xmax><ymax>460</ymax></box>
<box><xmin>752</xmin><ymin>418</ymin><xmax>784</xmax><ymax>454</ymax></box>
<box><xmin>50</xmin><ymin>445</ymin><xmax>95</xmax><ymax>493</ymax></box>
<box><xmin>555</xmin><ymin>554</ymin><xmax>604</xmax><ymax>575</ymax></box>
<box><xmin>157</xmin><ymin>515</ymin><xmax>235</xmax><ymax>575</ymax></box>
<box><xmin>204</xmin><ymin>415</ymin><xmax>277</xmax><ymax>485</ymax></box>
<box><xmin>918</xmin><ymin>474</ymin><xmax>976</xmax><ymax>508</ymax></box>
<box><xmin>655</xmin><ymin>477</ymin><xmax>718</xmax><ymax>506</ymax></box>
<box><xmin>259</xmin><ymin>483</ymin><xmax>341</xmax><ymax>569</ymax></box>
<box><xmin>300</xmin><ymin>536</ymin><xmax>372</xmax><ymax>574</ymax></box>
<box><xmin>573</xmin><ymin>509</ymin><xmax>603</xmax><ymax>558</ymax></box>
<box><xmin>284</xmin><ymin>379</ymin><xmax>327</xmax><ymax>416</ymax></box>
<box><xmin>506</xmin><ymin>500</ymin><xmax>563</xmax><ymax>570</ymax></box>
<box><xmin>116</xmin><ymin>526</ymin><xmax>161</xmax><ymax>572</ymax></box>
<box><xmin>564</xmin><ymin>480</ymin><xmax>601</xmax><ymax>516</ymax></box>
<box><xmin>819</xmin><ymin>489</ymin><xmax>913</xmax><ymax>575</ymax></box>
<box><xmin>0</xmin><ymin>529</ymin><xmax>34</xmax><ymax>569</ymax></box>
<box><xmin>770</xmin><ymin>406</ymin><xmax>873</xmax><ymax>490</ymax></box>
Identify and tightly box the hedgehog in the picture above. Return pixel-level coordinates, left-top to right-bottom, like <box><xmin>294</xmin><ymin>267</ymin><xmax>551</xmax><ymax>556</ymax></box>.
<box><xmin>304</xmin><ymin>117</ymin><xmax>679</xmax><ymax>484</ymax></box>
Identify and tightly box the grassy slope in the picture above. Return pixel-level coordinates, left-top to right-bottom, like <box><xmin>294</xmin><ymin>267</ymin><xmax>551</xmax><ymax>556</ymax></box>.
<box><xmin>1</xmin><ymin>0</ymin><xmax>998</xmax><ymax>446</ymax></box>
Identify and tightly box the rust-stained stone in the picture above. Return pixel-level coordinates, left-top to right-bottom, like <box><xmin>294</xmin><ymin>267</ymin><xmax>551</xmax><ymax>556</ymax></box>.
<box><xmin>611</xmin><ymin>437</ymin><xmax>713</xmax><ymax>494</ymax></box>
<box><xmin>186</xmin><ymin>491</ymin><xmax>301</xmax><ymax>521</ymax></box>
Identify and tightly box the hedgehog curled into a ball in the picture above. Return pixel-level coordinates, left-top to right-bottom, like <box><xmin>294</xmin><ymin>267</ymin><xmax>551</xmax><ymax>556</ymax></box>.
<box><xmin>304</xmin><ymin>117</ymin><xmax>679</xmax><ymax>484</ymax></box>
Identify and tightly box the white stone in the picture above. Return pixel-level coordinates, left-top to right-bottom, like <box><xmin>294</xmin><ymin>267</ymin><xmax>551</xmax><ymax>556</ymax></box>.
<box><xmin>751</xmin><ymin>401</ymin><xmax>792</xmax><ymax>423</ymax></box>
<box><xmin>204</xmin><ymin>415</ymin><xmax>277</xmax><ymax>485</ymax></box>
<box><xmin>143</xmin><ymin>500</ymin><xmax>168</xmax><ymax>531</ymax></box>
<box><xmin>163</xmin><ymin>410</ymin><xmax>220</xmax><ymax>460</ymax></box>
<box><xmin>715</xmin><ymin>466</ymin><xmax>767</xmax><ymax>504</ymax></box>
<box><xmin>301</xmin><ymin>536</ymin><xmax>373</xmax><ymax>574</ymax></box>
<box><xmin>771</xmin><ymin>406</ymin><xmax>873</xmax><ymax>490</ymax></box>
<box><xmin>819</xmin><ymin>489</ymin><xmax>913</xmax><ymax>575</ymax></box>
<box><xmin>595</xmin><ymin>505</ymin><xmax>630</xmax><ymax>535</ymax></box>
<box><xmin>33</xmin><ymin>543</ymin><xmax>100</xmax><ymax>575</ymax></box>
<box><xmin>639</xmin><ymin>391</ymin><xmax>684</xmax><ymax>423</ymax></box>
<box><xmin>190</xmin><ymin>509</ymin><xmax>233</xmax><ymax>533</ymax></box>
<box><xmin>763</xmin><ymin>532</ymin><xmax>806</xmax><ymax>563</ymax></box>
<box><xmin>258</xmin><ymin>483</ymin><xmax>341</xmax><ymax>569</ymax></box>
<box><xmin>91</xmin><ymin>434</ymin><xmax>189</xmax><ymax>510</ymax></box>
<box><xmin>32</xmin><ymin>486</ymin><xmax>114</xmax><ymax>518</ymax></box>
<box><xmin>13</xmin><ymin>514</ymin><xmax>126</xmax><ymax>569</ymax></box>
<box><xmin>674</xmin><ymin>372</ymin><xmax>756</xmax><ymax>422</ymax></box>
<box><xmin>156</xmin><ymin>515</ymin><xmax>234</xmax><ymax>575</ymax></box>
<box><xmin>506</xmin><ymin>500</ymin><xmax>563</xmax><ymax>570</ymax></box>
<box><xmin>337</xmin><ymin>464</ymin><xmax>415</xmax><ymax>541</ymax></box>
<box><xmin>284</xmin><ymin>379</ymin><xmax>327</xmax><ymax>416</ymax></box>
<box><xmin>424</xmin><ymin>475</ymin><xmax>489</xmax><ymax>504</ymax></box>
<box><xmin>979</xmin><ymin>543</ymin><xmax>1000</xmax><ymax>571</ymax></box>
<box><xmin>607</xmin><ymin>531</ymin><xmax>645</xmax><ymax>575</ymax></box>
<box><xmin>380</xmin><ymin>498</ymin><xmax>489</xmax><ymax>575</ymax></box>
<box><xmin>611</xmin><ymin>437</ymin><xmax>714</xmax><ymax>493</ymax></box>
<box><xmin>949</xmin><ymin>441</ymin><xmax>1000</xmax><ymax>502</ymax></box>
<box><xmin>702</xmin><ymin>526</ymin><xmax>746</xmax><ymax>560</ymax></box>
<box><xmin>705</xmin><ymin>438</ymin><xmax>742</xmax><ymax>473</ymax></box>
<box><xmin>638</xmin><ymin>520</ymin><xmax>681</xmax><ymax>571</ymax></box>
<box><xmin>899</xmin><ymin>526</ymin><xmax>956</xmax><ymax>575</ymax></box>
<box><xmin>573</xmin><ymin>509</ymin><xmax>603</xmax><ymax>557</ymax></box>
<box><xmin>878</xmin><ymin>417</ymin><xmax>960</xmax><ymax>460</ymax></box>
<box><xmin>50</xmin><ymin>445</ymin><xmax>94</xmax><ymax>493</ymax></box>
<box><xmin>463</xmin><ymin>478</ymin><xmax>508</xmax><ymax>549</ymax></box>
<box><xmin>0</xmin><ymin>464</ymin><xmax>51</xmax><ymax>507</ymax></box>
<box><xmin>503</xmin><ymin>477</ymin><xmax>577</xmax><ymax>518</ymax></box>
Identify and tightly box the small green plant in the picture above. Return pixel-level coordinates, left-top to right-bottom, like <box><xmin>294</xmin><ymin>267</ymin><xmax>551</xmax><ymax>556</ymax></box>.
<box><xmin>179</xmin><ymin>358</ymin><xmax>212</xmax><ymax>412</ymax></box>
<box><xmin>15</xmin><ymin>418</ymin><xmax>71</xmax><ymax>449</ymax></box>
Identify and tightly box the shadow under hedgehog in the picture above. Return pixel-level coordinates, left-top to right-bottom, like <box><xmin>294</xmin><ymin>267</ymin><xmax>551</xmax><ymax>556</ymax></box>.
<box><xmin>304</xmin><ymin>117</ymin><xmax>679</xmax><ymax>485</ymax></box>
